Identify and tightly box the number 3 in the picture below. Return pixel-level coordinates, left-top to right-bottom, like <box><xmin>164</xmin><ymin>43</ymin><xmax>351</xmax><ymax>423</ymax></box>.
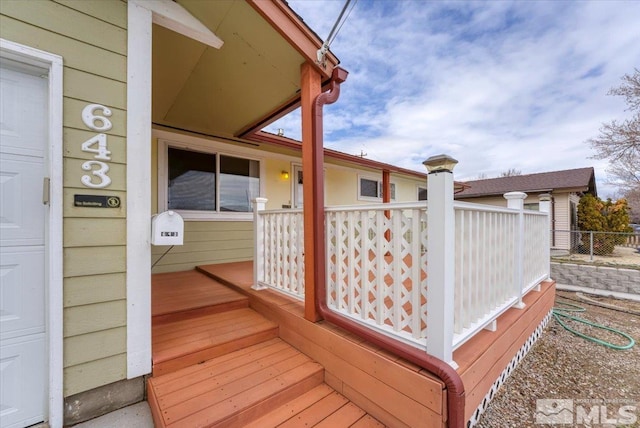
<box><xmin>81</xmin><ymin>161</ymin><xmax>111</xmax><ymax>188</ymax></box>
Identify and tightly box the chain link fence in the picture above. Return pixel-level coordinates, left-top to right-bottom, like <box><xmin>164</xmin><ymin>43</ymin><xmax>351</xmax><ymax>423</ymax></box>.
<box><xmin>551</xmin><ymin>230</ymin><xmax>640</xmax><ymax>261</ymax></box>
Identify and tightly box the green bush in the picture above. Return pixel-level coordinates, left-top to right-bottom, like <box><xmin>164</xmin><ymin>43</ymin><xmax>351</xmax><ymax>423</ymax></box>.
<box><xmin>577</xmin><ymin>195</ymin><xmax>632</xmax><ymax>255</ymax></box>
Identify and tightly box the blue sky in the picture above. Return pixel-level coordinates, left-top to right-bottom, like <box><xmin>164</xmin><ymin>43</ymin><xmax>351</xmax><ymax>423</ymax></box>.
<box><xmin>265</xmin><ymin>0</ymin><xmax>640</xmax><ymax>198</ymax></box>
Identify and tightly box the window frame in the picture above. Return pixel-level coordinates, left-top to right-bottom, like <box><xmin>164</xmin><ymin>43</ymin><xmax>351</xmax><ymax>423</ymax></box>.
<box><xmin>357</xmin><ymin>174</ymin><xmax>396</xmax><ymax>202</ymax></box>
<box><xmin>417</xmin><ymin>185</ymin><xmax>428</xmax><ymax>201</ymax></box>
<box><xmin>158</xmin><ymin>137</ymin><xmax>265</xmax><ymax>221</ymax></box>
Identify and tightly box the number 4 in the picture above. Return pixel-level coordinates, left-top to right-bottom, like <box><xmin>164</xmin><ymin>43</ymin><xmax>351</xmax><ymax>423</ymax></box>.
<box><xmin>81</xmin><ymin>133</ymin><xmax>111</xmax><ymax>160</ymax></box>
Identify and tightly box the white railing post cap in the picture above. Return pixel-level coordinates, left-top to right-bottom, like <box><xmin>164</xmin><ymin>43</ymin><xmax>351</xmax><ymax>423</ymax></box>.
<box><xmin>252</xmin><ymin>197</ymin><xmax>268</xmax><ymax>204</ymax></box>
<box><xmin>538</xmin><ymin>193</ymin><xmax>552</xmax><ymax>201</ymax></box>
<box><xmin>423</xmin><ymin>154</ymin><xmax>459</xmax><ymax>173</ymax></box>
<box><xmin>503</xmin><ymin>191</ymin><xmax>527</xmax><ymax>200</ymax></box>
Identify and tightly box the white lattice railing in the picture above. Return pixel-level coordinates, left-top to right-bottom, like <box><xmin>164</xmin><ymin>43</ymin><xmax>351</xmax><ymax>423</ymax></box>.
<box><xmin>253</xmin><ymin>190</ymin><xmax>550</xmax><ymax>364</ymax></box>
<box><xmin>325</xmin><ymin>203</ymin><xmax>428</xmax><ymax>346</ymax></box>
<box><xmin>252</xmin><ymin>199</ymin><xmax>305</xmax><ymax>300</ymax></box>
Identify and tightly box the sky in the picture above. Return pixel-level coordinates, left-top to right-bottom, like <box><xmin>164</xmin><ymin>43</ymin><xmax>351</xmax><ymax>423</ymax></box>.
<box><xmin>265</xmin><ymin>0</ymin><xmax>640</xmax><ymax>198</ymax></box>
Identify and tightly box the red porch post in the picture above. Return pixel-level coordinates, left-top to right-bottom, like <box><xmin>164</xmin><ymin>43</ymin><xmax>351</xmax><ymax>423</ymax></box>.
<box><xmin>300</xmin><ymin>62</ymin><xmax>322</xmax><ymax>322</ymax></box>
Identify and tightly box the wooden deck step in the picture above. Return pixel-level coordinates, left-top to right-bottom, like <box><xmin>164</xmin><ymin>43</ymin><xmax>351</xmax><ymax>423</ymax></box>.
<box><xmin>148</xmin><ymin>338</ymin><xmax>325</xmax><ymax>427</ymax></box>
<box><xmin>152</xmin><ymin>307</ymin><xmax>279</xmax><ymax>376</ymax></box>
<box><xmin>245</xmin><ymin>384</ymin><xmax>385</xmax><ymax>428</ymax></box>
<box><xmin>152</xmin><ymin>270</ymin><xmax>248</xmax><ymax>324</ymax></box>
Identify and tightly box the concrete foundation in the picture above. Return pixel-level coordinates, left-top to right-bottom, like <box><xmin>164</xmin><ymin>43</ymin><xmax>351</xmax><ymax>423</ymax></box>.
<box><xmin>64</xmin><ymin>377</ymin><xmax>145</xmax><ymax>426</ymax></box>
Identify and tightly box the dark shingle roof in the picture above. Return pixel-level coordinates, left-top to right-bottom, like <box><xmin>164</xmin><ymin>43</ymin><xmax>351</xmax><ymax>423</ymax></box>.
<box><xmin>456</xmin><ymin>167</ymin><xmax>597</xmax><ymax>199</ymax></box>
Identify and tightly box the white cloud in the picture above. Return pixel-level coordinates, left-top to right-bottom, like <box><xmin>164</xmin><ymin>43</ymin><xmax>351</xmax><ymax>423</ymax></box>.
<box><xmin>268</xmin><ymin>0</ymin><xmax>640</xmax><ymax>198</ymax></box>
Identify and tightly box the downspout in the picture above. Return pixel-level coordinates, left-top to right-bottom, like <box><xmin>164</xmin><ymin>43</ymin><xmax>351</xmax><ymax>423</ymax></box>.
<box><xmin>311</xmin><ymin>67</ymin><xmax>466</xmax><ymax>428</ymax></box>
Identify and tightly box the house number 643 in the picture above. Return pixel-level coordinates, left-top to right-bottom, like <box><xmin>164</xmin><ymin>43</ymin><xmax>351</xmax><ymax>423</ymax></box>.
<box><xmin>80</xmin><ymin>104</ymin><xmax>113</xmax><ymax>188</ymax></box>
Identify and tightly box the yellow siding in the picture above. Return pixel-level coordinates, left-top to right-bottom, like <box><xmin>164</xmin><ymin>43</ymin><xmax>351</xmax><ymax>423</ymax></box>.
<box><xmin>63</xmin><ymin>218</ymin><xmax>126</xmax><ymax>247</ymax></box>
<box><xmin>0</xmin><ymin>0</ymin><xmax>130</xmax><ymax>396</ymax></box>
<box><xmin>63</xmin><ymin>246</ymin><xmax>126</xmax><ymax>277</ymax></box>
<box><xmin>553</xmin><ymin>194</ymin><xmax>570</xmax><ymax>250</ymax></box>
<box><xmin>151</xmin><ymin>222</ymin><xmax>254</xmax><ymax>273</ymax></box>
<box><xmin>264</xmin><ymin>158</ymin><xmax>294</xmax><ymax>209</ymax></box>
<box><xmin>326</xmin><ymin>168</ymin><xmax>359</xmax><ymax>205</ymax></box>
<box><xmin>64</xmin><ymin>273</ymin><xmax>126</xmax><ymax>307</ymax></box>
<box><xmin>0</xmin><ymin>16</ymin><xmax>126</xmax><ymax>82</ymax></box>
<box><xmin>63</xmin><ymin>300</ymin><xmax>126</xmax><ymax>337</ymax></box>
<box><xmin>63</xmin><ymin>327</ymin><xmax>127</xmax><ymax>367</ymax></box>
<box><xmin>52</xmin><ymin>0</ymin><xmax>127</xmax><ymax>28</ymax></box>
<box><xmin>64</xmin><ymin>354</ymin><xmax>127</xmax><ymax>397</ymax></box>
<box><xmin>63</xmin><ymin>68</ymin><xmax>127</xmax><ymax>110</ymax></box>
<box><xmin>393</xmin><ymin>174</ymin><xmax>425</xmax><ymax>202</ymax></box>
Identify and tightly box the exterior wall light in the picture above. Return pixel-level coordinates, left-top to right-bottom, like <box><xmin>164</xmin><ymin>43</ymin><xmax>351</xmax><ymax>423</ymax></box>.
<box><xmin>281</xmin><ymin>170</ymin><xmax>290</xmax><ymax>180</ymax></box>
<box><xmin>423</xmin><ymin>154</ymin><xmax>458</xmax><ymax>174</ymax></box>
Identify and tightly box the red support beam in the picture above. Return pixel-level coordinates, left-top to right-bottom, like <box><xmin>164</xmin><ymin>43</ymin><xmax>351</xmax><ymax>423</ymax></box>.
<box><xmin>300</xmin><ymin>62</ymin><xmax>322</xmax><ymax>322</ymax></box>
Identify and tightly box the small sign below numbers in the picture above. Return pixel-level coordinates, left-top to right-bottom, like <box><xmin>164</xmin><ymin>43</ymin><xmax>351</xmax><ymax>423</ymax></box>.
<box><xmin>80</xmin><ymin>104</ymin><xmax>114</xmax><ymax>189</ymax></box>
<box><xmin>74</xmin><ymin>194</ymin><xmax>121</xmax><ymax>208</ymax></box>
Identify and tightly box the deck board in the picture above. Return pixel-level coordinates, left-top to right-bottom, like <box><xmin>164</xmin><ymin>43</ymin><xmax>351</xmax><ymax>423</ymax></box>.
<box><xmin>198</xmin><ymin>261</ymin><xmax>555</xmax><ymax>428</ymax></box>
<box><xmin>152</xmin><ymin>269</ymin><xmax>247</xmax><ymax>322</ymax></box>
<box><xmin>150</xmin><ymin>268</ymin><xmax>385</xmax><ymax>427</ymax></box>
<box><xmin>243</xmin><ymin>384</ymin><xmax>335</xmax><ymax>428</ymax></box>
<box><xmin>277</xmin><ymin>391</ymin><xmax>350</xmax><ymax>428</ymax></box>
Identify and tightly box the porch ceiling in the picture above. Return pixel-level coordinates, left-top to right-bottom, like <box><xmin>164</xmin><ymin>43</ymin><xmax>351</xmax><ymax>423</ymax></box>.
<box><xmin>152</xmin><ymin>0</ymin><xmax>309</xmax><ymax>138</ymax></box>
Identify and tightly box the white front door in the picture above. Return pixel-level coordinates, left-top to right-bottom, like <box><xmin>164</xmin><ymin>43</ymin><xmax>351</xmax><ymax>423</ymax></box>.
<box><xmin>0</xmin><ymin>58</ymin><xmax>48</xmax><ymax>428</ymax></box>
<box><xmin>293</xmin><ymin>165</ymin><xmax>303</xmax><ymax>208</ymax></box>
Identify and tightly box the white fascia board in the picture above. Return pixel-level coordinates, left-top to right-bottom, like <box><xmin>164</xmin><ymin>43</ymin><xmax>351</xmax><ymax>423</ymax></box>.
<box><xmin>135</xmin><ymin>0</ymin><xmax>224</xmax><ymax>49</ymax></box>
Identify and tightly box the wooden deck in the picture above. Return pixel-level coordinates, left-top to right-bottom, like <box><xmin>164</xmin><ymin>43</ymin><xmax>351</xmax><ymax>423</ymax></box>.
<box><xmin>150</xmin><ymin>261</ymin><xmax>555</xmax><ymax>427</ymax></box>
<box><xmin>149</xmin><ymin>269</ymin><xmax>385</xmax><ymax>427</ymax></box>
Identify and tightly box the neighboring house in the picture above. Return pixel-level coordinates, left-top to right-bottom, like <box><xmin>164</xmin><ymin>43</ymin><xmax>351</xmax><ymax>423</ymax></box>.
<box><xmin>151</xmin><ymin>129</ymin><xmax>433</xmax><ymax>273</ymax></box>
<box><xmin>0</xmin><ymin>1</ymin><xmax>553</xmax><ymax>427</ymax></box>
<box><xmin>456</xmin><ymin>167</ymin><xmax>597</xmax><ymax>250</ymax></box>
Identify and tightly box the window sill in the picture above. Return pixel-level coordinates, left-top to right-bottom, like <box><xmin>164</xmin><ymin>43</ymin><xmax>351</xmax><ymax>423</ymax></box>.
<box><xmin>169</xmin><ymin>210</ymin><xmax>253</xmax><ymax>222</ymax></box>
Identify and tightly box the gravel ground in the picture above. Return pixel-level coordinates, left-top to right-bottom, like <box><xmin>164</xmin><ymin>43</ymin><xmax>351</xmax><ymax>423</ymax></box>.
<box><xmin>552</xmin><ymin>246</ymin><xmax>640</xmax><ymax>269</ymax></box>
<box><xmin>476</xmin><ymin>290</ymin><xmax>640</xmax><ymax>427</ymax></box>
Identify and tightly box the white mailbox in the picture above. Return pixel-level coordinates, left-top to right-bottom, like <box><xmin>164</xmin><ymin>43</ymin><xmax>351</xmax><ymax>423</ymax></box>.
<box><xmin>151</xmin><ymin>211</ymin><xmax>184</xmax><ymax>245</ymax></box>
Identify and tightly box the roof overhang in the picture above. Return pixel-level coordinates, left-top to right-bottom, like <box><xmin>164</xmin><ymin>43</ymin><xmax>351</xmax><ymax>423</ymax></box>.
<box><xmin>151</xmin><ymin>0</ymin><xmax>339</xmax><ymax>140</ymax></box>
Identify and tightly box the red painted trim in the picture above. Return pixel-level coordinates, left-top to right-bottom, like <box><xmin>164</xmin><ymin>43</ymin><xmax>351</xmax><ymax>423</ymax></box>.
<box><xmin>312</xmin><ymin>68</ymin><xmax>466</xmax><ymax>428</ymax></box>
<box><xmin>246</xmin><ymin>0</ymin><xmax>339</xmax><ymax>79</ymax></box>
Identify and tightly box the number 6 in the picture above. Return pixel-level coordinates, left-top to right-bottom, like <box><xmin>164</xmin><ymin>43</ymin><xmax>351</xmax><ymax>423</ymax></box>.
<box><xmin>82</xmin><ymin>104</ymin><xmax>113</xmax><ymax>132</ymax></box>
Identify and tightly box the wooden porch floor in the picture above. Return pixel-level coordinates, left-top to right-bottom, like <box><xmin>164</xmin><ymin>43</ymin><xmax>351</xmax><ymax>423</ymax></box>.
<box><xmin>150</xmin><ymin>262</ymin><xmax>554</xmax><ymax>427</ymax></box>
<box><xmin>149</xmin><ymin>269</ymin><xmax>385</xmax><ymax>427</ymax></box>
<box><xmin>196</xmin><ymin>261</ymin><xmax>556</xmax><ymax>426</ymax></box>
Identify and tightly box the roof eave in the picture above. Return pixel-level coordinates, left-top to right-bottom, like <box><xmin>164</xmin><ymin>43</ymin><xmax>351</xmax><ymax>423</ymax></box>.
<box><xmin>246</xmin><ymin>0</ymin><xmax>339</xmax><ymax>80</ymax></box>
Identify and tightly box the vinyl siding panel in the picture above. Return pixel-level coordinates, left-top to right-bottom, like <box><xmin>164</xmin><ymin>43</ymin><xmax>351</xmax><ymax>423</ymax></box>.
<box><xmin>64</xmin><ymin>273</ymin><xmax>126</xmax><ymax>307</ymax></box>
<box><xmin>151</xmin><ymin>222</ymin><xmax>254</xmax><ymax>273</ymax></box>
<box><xmin>64</xmin><ymin>246</ymin><xmax>126</xmax><ymax>278</ymax></box>
<box><xmin>0</xmin><ymin>16</ymin><xmax>126</xmax><ymax>82</ymax></box>
<box><xmin>63</xmin><ymin>68</ymin><xmax>127</xmax><ymax>110</ymax></box>
<box><xmin>64</xmin><ymin>354</ymin><xmax>127</xmax><ymax>397</ymax></box>
<box><xmin>1</xmin><ymin>0</ymin><xmax>130</xmax><ymax>396</ymax></box>
<box><xmin>52</xmin><ymin>0</ymin><xmax>127</xmax><ymax>29</ymax></box>
<box><xmin>63</xmin><ymin>218</ymin><xmax>126</xmax><ymax>247</ymax></box>
<box><xmin>552</xmin><ymin>194</ymin><xmax>570</xmax><ymax>250</ymax></box>
<box><xmin>63</xmin><ymin>327</ymin><xmax>127</xmax><ymax>367</ymax></box>
<box><xmin>64</xmin><ymin>301</ymin><xmax>126</xmax><ymax>338</ymax></box>
<box><xmin>1</xmin><ymin>0</ymin><xmax>126</xmax><ymax>54</ymax></box>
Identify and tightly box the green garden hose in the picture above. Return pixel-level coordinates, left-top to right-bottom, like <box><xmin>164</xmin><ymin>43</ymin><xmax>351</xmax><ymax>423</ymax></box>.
<box><xmin>552</xmin><ymin>300</ymin><xmax>635</xmax><ymax>350</ymax></box>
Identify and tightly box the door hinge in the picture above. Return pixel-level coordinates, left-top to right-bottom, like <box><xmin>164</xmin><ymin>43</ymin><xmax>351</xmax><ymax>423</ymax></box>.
<box><xmin>43</xmin><ymin>177</ymin><xmax>50</xmax><ymax>205</ymax></box>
